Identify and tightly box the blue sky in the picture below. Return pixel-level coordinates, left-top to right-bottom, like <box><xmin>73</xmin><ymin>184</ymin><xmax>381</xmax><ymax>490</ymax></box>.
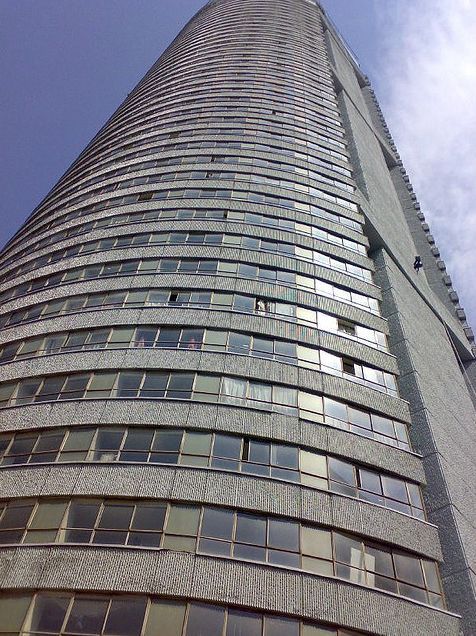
<box><xmin>1</xmin><ymin>0</ymin><xmax>475</xmax><ymax>329</ymax></box>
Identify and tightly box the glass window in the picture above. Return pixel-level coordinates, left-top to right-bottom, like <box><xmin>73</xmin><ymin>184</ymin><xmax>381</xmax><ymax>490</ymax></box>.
<box><xmin>372</xmin><ymin>415</ymin><xmax>394</xmax><ymax>437</ymax></box>
<box><xmin>203</xmin><ymin>330</ymin><xmax>228</xmax><ymax>353</ymax></box>
<box><xmin>334</xmin><ymin>533</ymin><xmax>364</xmax><ymax>569</ymax></box>
<box><xmin>167</xmin><ymin>373</ymin><xmax>194</xmax><ymax>399</ymax></box>
<box><xmin>104</xmin><ymin>597</ymin><xmax>147</xmax><ymax>636</ymax></box>
<box><xmin>15</xmin><ymin>378</ymin><xmax>42</xmax><ymax>404</ymax></box>
<box><xmin>144</xmin><ymin>600</ymin><xmax>186</xmax><ymax>636</ymax></box>
<box><xmin>365</xmin><ymin>544</ymin><xmax>395</xmax><ymax>578</ymax></box>
<box><xmin>301</xmin><ymin>526</ymin><xmax>332</xmax><ymax>560</ymax></box>
<box><xmin>25</xmin><ymin>500</ymin><xmax>68</xmax><ymax>542</ymax></box>
<box><xmin>182</xmin><ymin>432</ymin><xmax>211</xmax><ymax>456</ymax></box>
<box><xmin>300</xmin><ymin>451</ymin><xmax>327</xmax><ymax>479</ymax></box>
<box><xmin>348</xmin><ymin>407</ymin><xmax>371</xmax><ymax>430</ymax></box>
<box><xmin>222</xmin><ymin>377</ymin><xmax>247</xmax><ymax>401</ymax></box>
<box><xmin>271</xmin><ymin>444</ymin><xmax>298</xmax><ymax>470</ymax></box>
<box><xmin>213</xmin><ymin>434</ymin><xmax>241</xmax><ymax>459</ymax></box>
<box><xmin>152</xmin><ymin>430</ymin><xmax>182</xmax><ymax>453</ymax></box>
<box><xmin>268</xmin><ymin>519</ymin><xmax>299</xmax><ymax>551</ymax></box>
<box><xmin>17</xmin><ymin>337</ymin><xmax>44</xmax><ymax>357</ymax></box>
<box><xmin>63</xmin><ymin>500</ymin><xmax>100</xmax><ymax>542</ymax></box>
<box><xmin>354</xmin><ymin>468</ymin><xmax>380</xmax><ymax>496</ymax></box>
<box><xmin>116</xmin><ymin>372</ymin><xmax>142</xmax><ymax>398</ymax></box>
<box><xmin>248</xmin><ymin>382</ymin><xmax>272</xmax><ymax>405</ymax></box>
<box><xmin>201</xmin><ymin>507</ymin><xmax>234</xmax><ymax>540</ymax></box>
<box><xmin>121</xmin><ymin>428</ymin><xmax>154</xmax><ymax>453</ymax></box>
<box><xmin>140</xmin><ymin>372</ymin><xmax>168</xmax><ymax>398</ymax></box>
<box><xmin>226</xmin><ymin>609</ymin><xmax>262</xmax><ymax>636</ymax></box>
<box><xmin>60</xmin><ymin>374</ymin><xmax>89</xmax><ymax>399</ymax></box>
<box><xmin>235</xmin><ymin>513</ymin><xmax>266</xmax><ymax>545</ymax></box>
<box><xmin>180</xmin><ymin>329</ymin><xmax>204</xmax><ymax>350</ymax></box>
<box><xmin>264</xmin><ymin>616</ymin><xmax>299</xmax><ymax>636</ymax></box>
<box><xmin>107</xmin><ymin>328</ymin><xmax>134</xmax><ymax>348</ymax></box>
<box><xmin>194</xmin><ymin>375</ymin><xmax>220</xmax><ymax>401</ymax></box>
<box><xmin>86</xmin><ymin>373</ymin><xmax>115</xmax><ymax>398</ymax></box>
<box><xmin>156</xmin><ymin>328</ymin><xmax>181</xmax><ymax>348</ymax></box>
<box><xmin>0</xmin><ymin>594</ymin><xmax>31</xmax><ymax>632</ymax></box>
<box><xmin>59</xmin><ymin>428</ymin><xmax>95</xmax><ymax>461</ymax></box>
<box><xmin>323</xmin><ymin>398</ymin><xmax>347</xmax><ymax>421</ymax></box>
<box><xmin>35</xmin><ymin>376</ymin><xmax>66</xmax><ymax>402</ymax></box>
<box><xmin>186</xmin><ymin>603</ymin><xmax>225</xmax><ymax>636</ymax></box>
<box><xmin>381</xmin><ymin>476</ymin><xmax>408</xmax><ymax>503</ymax></box>
<box><xmin>65</xmin><ymin>596</ymin><xmax>109</xmax><ymax>634</ymax></box>
<box><xmin>393</xmin><ymin>552</ymin><xmax>425</xmax><ymax>587</ymax></box>
<box><xmin>229</xmin><ymin>332</ymin><xmax>251</xmax><ymax>355</ymax></box>
<box><xmin>328</xmin><ymin>459</ymin><xmax>355</xmax><ymax>486</ymax></box>
<box><xmin>166</xmin><ymin>505</ymin><xmax>200</xmax><ymax>535</ymax></box>
<box><xmin>28</xmin><ymin>594</ymin><xmax>71</xmax><ymax>632</ymax></box>
<box><xmin>299</xmin><ymin>392</ymin><xmax>323</xmax><ymax>420</ymax></box>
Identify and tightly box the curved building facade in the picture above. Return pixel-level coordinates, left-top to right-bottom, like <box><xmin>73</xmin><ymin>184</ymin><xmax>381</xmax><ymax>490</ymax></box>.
<box><xmin>0</xmin><ymin>0</ymin><xmax>475</xmax><ymax>634</ymax></box>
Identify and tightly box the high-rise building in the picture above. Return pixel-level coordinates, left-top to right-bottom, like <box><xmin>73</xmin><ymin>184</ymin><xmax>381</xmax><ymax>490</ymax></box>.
<box><xmin>0</xmin><ymin>0</ymin><xmax>475</xmax><ymax>634</ymax></box>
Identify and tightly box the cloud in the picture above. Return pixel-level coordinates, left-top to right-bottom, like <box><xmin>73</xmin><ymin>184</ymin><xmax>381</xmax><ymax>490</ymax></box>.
<box><xmin>374</xmin><ymin>0</ymin><xmax>476</xmax><ymax>331</ymax></box>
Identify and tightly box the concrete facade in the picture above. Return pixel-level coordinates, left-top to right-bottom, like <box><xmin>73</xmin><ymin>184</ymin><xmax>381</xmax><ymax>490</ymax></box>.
<box><xmin>0</xmin><ymin>0</ymin><xmax>474</xmax><ymax>634</ymax></box>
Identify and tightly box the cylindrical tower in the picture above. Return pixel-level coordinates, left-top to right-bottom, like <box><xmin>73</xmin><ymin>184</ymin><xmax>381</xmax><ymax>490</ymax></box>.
<box><xmin>0</xmin><ymin>0</ymin><xmax>464</xmax><ymax>634</ymax></box>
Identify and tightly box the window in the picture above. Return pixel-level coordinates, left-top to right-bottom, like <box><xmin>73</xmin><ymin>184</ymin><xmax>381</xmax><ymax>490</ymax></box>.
<box><xmin>0</xmin><ymin>593</ymin><xmax>366</xmax><ymax>635</ymax></box>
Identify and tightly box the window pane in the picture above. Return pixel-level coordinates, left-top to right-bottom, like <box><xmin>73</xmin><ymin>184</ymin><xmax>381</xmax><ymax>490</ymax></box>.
<box><xmin>222</xmin><ymin>377</ymin><xmax>247</xmax><ymax>399</ymax></box>
<box><xmin>213</xmin><ymin>434</ymin><xmax>241</xmax><ymax>459</ymax></box>
<box><xmin>235</xmin><ymin>513</ymin><xmax>266</xmax><ymax>545</ymax></box>
<box><xmin>122</xmin><ymin>429</ymin><xmax>154</xmax><ymax>451</ymax></box>
<box><xmin>328</xmin><ymin>459</ymin><xmax>355</xmax><ymax>486</ymax></box>
<box><xmin>29</xmin><ymin>501</ymin><xmax>68</xmax><ymax>529</ymax></box>
<box><xmin>152</xmin><ymin>430</ymin><xmax>182</xmax><ymax>452</ymax></box>
<box><xmin>348</xmin><ymin>408</ymin><xmax>371</xmax><ymax>430</ymax></box>
<box><xmin>144</xmin><ymin>600</ymin><xmax>186</xmax><ymax>636</ymax></box>
<box><xmin>167</xmin><ymin>373</ymin><xmax>194</xmax><ymax>399</ymax></box>
<box><xmin>65</xmin><ymin>596</ymin><xmax>109</xmax><ymax>634</ymax></box>
<box><xmin>29</xmin><ymin>594</ymin><xmax>70</xmax><ymax>631</ymax></box>
<box><xmin>358</xmin><ymin>469</ymin><xmax>382</xmax><ymax>495</ymax></box>
<box><xmin>268</xmin><ymin>519</ymin><xmax>299</xmax><ymax>551</ymax></box>
<box><xmin>264</xmin><ymin>616</ymin><xmax>299</xmax><ymax>636</ymax></box>
<box><xmin>226</xmin><ymin>609</ymin><xmax>262</xmax><ymax>636</ymax></box>
<box><xmin>131</xmin><ymin>504</ymin><xmax>166</xmax><ymax>531</ymax></box>
<box><xmin>182</xmin><ymin>432</ymin><xmax>212</xmax><ymax>455</ymax></box>
<box><xmin>65</xmin><ymin>501</ymin><xmax>101</xmax><ymax>529</ymax></box>
<box><xmin>104</xmin><ymin>597</ymin><xmax>147</xmax><ymax>636</ymax></box>
<box><xmin>323</xmin><ymin>398</ymin><xmax>347</xmax><ymax>421</ymax></box>
<box><xmin>364</xmin><ymin>545</ymin><xmax>395</xmax><ymax>577</ymax></box>
<box><xmin>334</xmin><ymin>533</ymin><xmax>364</xmax><ymax>569</ymax></box>
<box><xmin>140</xmin><ymin>372</ymin><xmax>168</xmax><ymax>398</ymax></box>
<box><xmin>300</xmin><ymin>451</ymin><xmax>327</xmax><ymax>478</ymax></box>
<box><xmin>60</xmin><ymin>374</ymin><xmax>89</xmax><ymax>399</ymax></box>
<box><xmin>422</xmin><ymin>560</ymin><xmax>441</xmax><ymax>593</ymax></box>
<box><xmin>0</xmin><ymin>594</ymin><xmax>31</xmax><ymax>630</ymax></box>
<box><xmin>301</xmin><ymin>526</ymin><xmax>333</xmax><ymax>560</ymax></box>
<box><xmin>194</xmin><ymin>375</ymin><xmax>220</xmax><ymax>400</ymax></box>
<box><xmin>166</xmin><ymin>505</ymin><xmax>200</xmax><ymax>535</ymax></box>
<box><xmin>117</xmin><ymin>372</ymin><xmax>143</xmax><ymax>397</ymax></box>
<box><xmin>0</xmin><ymin>502</ymin><xmax>34</xmax><ymax>529</ymax></box>
<box><xmin>271</xmin><ymin>444</ymin><xmax>298</xmax><ymax>469</ymax></box>
<box><xmin>98</xmin><ymin>503</ymin><xmax>134</xmax><ymax>529</ymax></box>
<box><xmin>381</xmin><ymin>476</ymin><xmax>408</xmax><ymax>503</ymax></box>
<box><xmin>201</xmin><ymin>508</ymin><xmax>234</xmax><ymax>540</ymax></box>
<box><xmin>302</xmin><ymin>624</ymin><xmax>336</xmax><ymax>636</ymax></box>
<box><xmin>86</xmin><ymin>373</ymin><xmax>115</xmax><ymax>397</ymax></box>
<box><xmin>393</xmin><ymin>552</ymin><xmax>425</xmax><ymax>587</ymax></box>
<box><xmin>185</xmin><ymin>603</ymin><xmax>225</xmax><ymax>636</ymax></box>
<box><xmin>156</xmin><ymin>328</ymin><xmax>181</xmax><ymax>348</ymax></box>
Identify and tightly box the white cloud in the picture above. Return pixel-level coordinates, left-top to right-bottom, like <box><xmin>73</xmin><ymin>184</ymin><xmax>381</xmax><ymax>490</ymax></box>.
<box><xmin>374</xmin><ymin>0</ymin><xmax>476</xmax><ymax>331</ymax></box>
